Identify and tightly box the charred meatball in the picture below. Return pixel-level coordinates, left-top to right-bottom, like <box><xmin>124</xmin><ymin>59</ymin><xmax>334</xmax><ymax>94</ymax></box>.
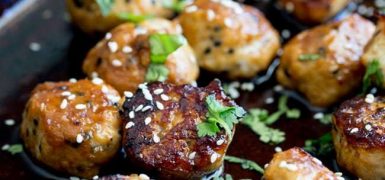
<box><xmin>276</xmin><ymin>14</ymin><xmax>375</xmax><ymax>107</ymax></box>
<box><xmin>121</xmin><ymin>80</ymin><xmax>244</xmax><ymax>178</ymax></box>
<box><xmin>278</xmin><ymin>0</ymin><xmax>349</xmax><ymax>24</ymax></box>
<box><xmin>83</xmin><ymin>18</ymin><xmax>199</xmax><ymax>94</ymax></box>
<box><xmin>333</xmin><ymin>95</ymin><xmax>385</xmax><ymax>180</ymax></box>
<box><xmin>66</xmin><ymin>0</ymin><xmax>177</xmax><ymax>34</ymax></box>
<box><xmin>264</xmin><ymin>147</ymin><xmax>341</xmax><ymax>180</ymax></box>
<box><xmin>20</xmin><ymin>79</ymin><xmax>121</xmax><ymax>178</ymax></box>
<box><xmin>178</xmin><ymin>0</ymin><xmax>281</xmax><ymax>79</ymax></box>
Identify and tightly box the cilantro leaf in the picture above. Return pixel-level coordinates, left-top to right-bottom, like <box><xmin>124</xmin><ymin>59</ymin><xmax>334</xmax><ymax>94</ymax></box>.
<box><xmin>163</xmin><ymin>0</ymin><xmax>188</xmax><ymax>13</ymax></box>
<box><xmin>3</xmin><ymin>144</ymin><xmax>23</xmax><ymax>155</ymax></box>
<box><xmin>96</xmin><ymin>0</ymin><xmax>115</xmax><ymax>16</ymax></box>
<box><xmin>197</xmin><ymin>95</ymin><xmax>245</xmax><ymax>139</ymax></box>
<box><xmin>298</xmin><ymin>54</ymin><xmax>321</xmax><ymax>61</ymax></box>
<box><xmin>149</xmin><ymin>34</ymin><xmax>186</xmax><ymax>64</ymax></box>
<box><xmin>363</xmin><ymin>59</ymin><xmax>384</xmax><ymax>93</ymax></box>
<box><xmin>303</xmin><ymin>132</ymin><xmax>333</xmax><ymax>156</ymax></box>
<box><xmin>145</xmin><ymin>64</ymin><xmax>169</xmax><ymax>82</ymax></box>
<box><xmin>224</xmin><ymin>156</ymin><xmax>264</xmax><ymax>174</ymax></box>
<box><xmin>213</xmin><ymin>174</ymin><xmax>233</xmax><ymax>180</ymax></box>
<box><xmin>117</xmin><ymin>13</ymin><xmax>153</xmax><ymax>24</ymax></box>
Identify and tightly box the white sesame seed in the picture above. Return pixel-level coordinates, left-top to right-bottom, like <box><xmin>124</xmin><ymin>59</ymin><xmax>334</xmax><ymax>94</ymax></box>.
<box><xmin>281</xmin><ymin>29</ymin><xmax>291</xmax><ymax>39</ymax></box>
<box><xmin>61</xmin><ymin>91</ymin><xmax>71</xmax><ymax>96</ymax></box>
<box><xmin>91</xmin><ymin>72</ymin><xmax>99</xmax><ymax>78</ymax></box>
<box><xmin>185</xmin><ymin>5</ymin><xmax>198</xmax><ymax>13</ymax></box>
<box><xmin>142</xmin><ymin>105</ymin><xmax>152</xmax><ymax>112</ymax></box>
<box><xmin>337</xmin><ymin>177</ymin><xmax>345</xmax><ymax>180</ymax></box>
<box><xmin>138</xmin><ymin>83</ymin><xmax>147</xmax><ymax>89</ymax></box>
<box><xmin>189</xmin><ymin>151</ymin><xmax>196</xmax><ymax>159</ymax></box>
<box><xmin>60</xmin><ymin>99</ymin><xmax>68</xmax><ymax>109</ymax></box>
<box><xmin>365</xmin><ymin>94</ymin><xmax>375</xmax><ymax>103</ymax></box>
<box><xmin>122</xmin><ymin>46</ymin><xmax>132</xmax><ymax>53</ymax></box>
<box><xmin>312</xmin><ymin>157</ymin><xmax>323</xmax><ymax>165</ymax></box>
<box><xmin>279</xmin><ymin>161</ymin><xmax>298</xmax><ymax>171</ymax></box>
<box><xmin>153</xmin><ymin>133</ymin><xmax>160</xmax><ymax>143</ymax></box>
<box><xmin>107</xmin><ymin>94</ymin><xmax>120</xmax><ymax>104</ymax></box>
<box><xmin>216</xmin><ymin>139</ymin><xmax>225</xmax><ymax>146</ymax></box>
<box><xmin>4</xmin><ymin>119</ymin><xmax>15</xmax><ymax>126</ymax></box>
<box><xmin>335</xmin><ymin>172</ymin><xmax>343</xmax><ymax>177</ymax></box>
<box><xmin>274</xmin><ymin>146</ymin><xmax>282</xmax><ymax>152</ymax></box>
<box><xmin>139</xmin><ymin>174</ymin><xmax>150</xmax><ymax>180</ymax></box>
<box><xmin>129</xmin><ymin>111</ymin><xmax>135</xmax><ymax>119</ymax></box>
<box><xmin>350</xmin><ymin>128</ymin><xmax>359</xmax><ymax>134</ymax></box>
<box><xmin>105</xmin><ymin>32</ymin><xmax>112</xmax><ymax>40</ymax></box>
<box><xmin>365</xmin><ymin>124</ymin><xmax>372</xmax><ymax>131</ymax></box>
<box><xmin>224</xmin><ymin>18</ymin><xmax>233</xmax><ymax>28</ymax></box>
<box><xmin>69</xmin><ymin>177</ymin><xmax>80</xmax><ymax>180</ymax></box>
<box><xmin>29</xmin><ymin>42</ymin><xmax>41</xmax><ymax>52</ymax></box>
<box><xmin>68</xmin><ymin>94</ymin><xmax>76</xmax><ymax>100</ymax></box>
<box><xmin>75</xmin><ymin>104</ymin><xmax>86</xmax><ymax>110</ymax></box>
<box><xmin>69</xmin><ymin>78</ymin><xmax>77</xmax><ymax>83</ymax></box>
<box><xmin>111</xmin><ymin>59</ymin><xmax>122</xmax><ymax>67</ymax></box>
<box><xmin>92</xmin><ymin>77</ymin><xmax>104</xmax><ymax>85</ymax></box>
<box><xmin>92</xmin><ymin>175</ymin><xmax>99</xmax><ymax>180</ymax></box>
<box><xmin>124</xmin><ymin>91</ymin><xmax>133</xmax><ymax>98</ymax></box>
<box><xmin>76</xmin><ymin>134</ymin><xmax>84</xmax><ymax>143</ymax></box>
<box><xmin>240</xmin><ymin>82</ymin><xmax>254</xmax><ymax>91</ymax></box>
<box><xmin>135</xmin><ymin>105</ymin><xmax>144</xmax><ymax>112</ymax></box>
<box><xmin>265</xmin><ymin>97</ymin><xmax>274</xmax><ymax>104</ymax></box>
<box><xmin>107</xmin><ymin>41</ymin><xmax>118</xmax><ymax>53</ymax></box>
<box><xmin>142</xmin><ymin>89</ymin><xmax>153</xmax><ymax>101</ymax></box>
<box><xmin>161</xmin><ymin>94</ymin><xmax>170</xmax><ymax>101</ymax></box>
<box><xmin>156</xmin><ymin>101</ymin><xmax>164</xmax><ymax>110</ymax></box>
<box><xmin>210</xmin><ymin>153</ymin><xmax>218</xmax><ymax>163</ymax></box>
<box><xmin>154</xmin><ymin>89</ymin><xmax>164</xmax><ymax>95</ymax></box>
<box><xmin>101</xmin><ymin>85</ymin><xmax>109</xmax><ymax>93</ymax></box>
<box><xmin>264</xmin><ymin>163</ymin><xmax>269</xmax><ymax>168</ymax></box>
<box><xmin>144</xmin><ymin>117</ymin><xmax>152</xmax><ymax>125</ymax></box>
<box><xmin>274</xmin><ymin>85</ymin><xmax>283</xmax><ymax>92</ymax></box>
<box><xmin>207</xmin><ymin>9</ymin><xmax>216</xmax><ymax>21</ymax></box>
<box><xmin>313</xmin><ymin>112</ymin><xmax>324</xmax><ymax>120</ymax></box>
<box><xmin>1</xmin><ymin>144</ymin><xmax>10</xmax><ymax>150</ymax></box>
<box><xmin>125</xmin><ymin>121</ymin><xmax>135</xmax><ymax>129</ymax></box>
<box><xmin>134</xmin><ymin>27</ymin><xmax>148</xmax><ymax>36</ymax></box>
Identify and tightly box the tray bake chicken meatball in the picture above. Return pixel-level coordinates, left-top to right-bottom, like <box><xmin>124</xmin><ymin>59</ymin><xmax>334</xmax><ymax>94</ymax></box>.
<box><xmin>178</xmin><ymin>0</ymin><xmax>280</xmax><ymax>79</ymax></box>
<box><xmin>121</xmin><ymin>80</ymin><xmax>245</xmax><ymax>178</ymax></box>
<box><xmin>66</xmin><ymin>0</ymin><xmax>177</xmax><ymax>34</ymax></box>
<box><xmin>276</xmin><ymin>14</ymin><xmax>375</xmax><ymax>107</ymax></box>
<box><xmin>278</xmin><ymin>0</ymin><xmax>350</xmax><ymax>24</ymax></box>
<box><xmin>83</xmin><ymin>18</ymin><xmax>199</xmax><ymax>94</ymax></box>
<box><xmin>20</xmin><ymin>79</ymin><xmax>121</xmax><ymax>178</ymax></box>
<box><xmin>333</xmin><ymin>95</ymin><xmax>385</xmax><ymax>180</ymax></box>
<box><xmin>264</xmin><ymin>147</ymin><xmax>342</xmax><ymax>180</ymax></box>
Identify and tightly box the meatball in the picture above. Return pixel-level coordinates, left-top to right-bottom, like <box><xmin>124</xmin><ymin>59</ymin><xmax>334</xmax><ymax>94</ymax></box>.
<box><xmin>20</xmin><ymin>79</ymin><xmax>121</xmax><ymax>178</ymax></box>
<box><xmin>276</xmin><ymin>14</ymin><xmax>375</xmax><ymax>107</ymax></box>
<box><xmin>278</xmin><ymin>0</ymin><xmax>349</xmax><ymax>24</ymax></box>
<box><xmin>121</xmin><ymin>80</ymin><xmax>244</xmax><ymax>178</ymax></box>
<box><xmin>264</xmin><ymin>147</ymin><xmax>341</xmax><ymax>180</ymax></box>
<box><xmin>333</xmin><ymin>95</ymin><xmax>385</xmax><ymax>180</ymax></box>
<box><xmin>65</xmin><ymin>0</ymin><xmax>177</xmax><ymax>34</ymax></box>
<box><xmin>83</xmin><ymin>18</ymin><xmax>199</xmax><ymax>94</ymax></box>
<box><xmin>178</xmin><ymin>0</ymin><xmax>280</xmax><ymax>79</ymax></box>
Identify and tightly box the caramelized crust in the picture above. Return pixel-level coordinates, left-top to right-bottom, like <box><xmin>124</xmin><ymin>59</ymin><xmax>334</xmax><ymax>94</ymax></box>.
<box><xmin>277</xmin><ymin>14</ymin><xmax>375</xmax><ymax>107</ymax></box>
<box><xmin>20</xmin><ymin>79</ymin><xmax>121</xmax><ymax>178</ymax></box>
<box><xmin>179</xmin><ymin>0</ymin><xmax>280</xmax><ymax>78</ymax></box>
<box><xmin>122</xmin><ymin>80</ymin><xmax>239</xmax><ymax>178</ymax></box>
<box><xmin>264</xmin><ymin>147</ymin><xmax>340</xmax><ymax>180</ymax></box>
<box><xmin>83</xmin><ymin>18</ymin><xmax>199</xmax><ymax>94</ymax></box>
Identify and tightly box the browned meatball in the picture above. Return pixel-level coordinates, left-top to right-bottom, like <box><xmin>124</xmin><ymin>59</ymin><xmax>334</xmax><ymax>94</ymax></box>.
<box><xmin>20</xmin><ymin>79</ymin><xmax>121</xmax><ymax>178</ymax></box>
<box><xmin>65</xmin><ymin>0</ymin><xmax>177</xmax><ymax>34</ymax></box>
<box><xmin>178</xmin><ymin>0</ymin><xmax>281</xmax><ymax>79</ymax></box>
<box><xmin>264</xmin><ymin>147</ymin><xmax>341</xmax><ymax>180</ymax></box>
<box><xmin>121</xmin><ymin>80</ymin><xmax>244</xmax><ymax>178</ymax></box>
<box><xmin>276</xmin><ymin>14</ymin><xmax>375</xmax><ymax>107</ymax></box>
<box><xmin>83</xmin><ymin>18</ymin><xmax>199</xmax><ymax>94</ymax></box>
<box><xmin>333</xmin><ymin>95</ymin><xmax>385</xmax><ymax>180</ymax></box>
<box><xmin>278</xmin><ymin>0</ymin><xmax>350</xmax><ymax>24</ymax></box>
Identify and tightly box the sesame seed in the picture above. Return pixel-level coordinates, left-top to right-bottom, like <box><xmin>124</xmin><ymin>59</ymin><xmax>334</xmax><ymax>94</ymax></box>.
<box><xmin>69</xmin><ymin>177</ymin><xmax>80</xmax><ymax>180</ymax></box>
<box><xmin>365</xmin><ymin>124</ymin><xmax>372</xmax><ymax>131</ymax></box>
<box><xmin>68</xmin><ymin>94</ymin><xmax>76</xmax><ymax>100</ymax></box>
<box><xmin>156</xmin><ymin>101</ymin><xmax>164</xmax><ymax>110</ymax></box>
<box><xmin>91</xmin><ymin>72</ymin><xmax>99</xmax><ymax>78</ymax></box>
<box><xmin>274</xmin><ymin>146</ymin><xmax>282</xmax><ymax>152</ymax></box>
<box><xmin>337</xmin><ymin>177</ymin><xmax>344</xmax><ymax>180</ymax></box>
<box><xmin>143</xmin><ymin>89</ymin><xmax>153</xmax><ymax>101</ymax></box>
<box><xmin>185</xmin><ymin>5</ymin><xmax>198</xmax><ymax>13</ymax></box>
<box><xmin>125</xmin><ymin>121</ymin><xmax>135</xmax><ymax>129</ymax></box>
<box><xmin>189</xmin><ymin>151</ymin><xmax>196</xmax><ymax>159</ymax></box>
<box><xmin>207</xmin><ymin>9</ymin><xmax>216</xmax><ymax>21</ymax></box>
<box><xmin>313</xmin><ymin>112</ymin><xmax>324</xmax><ymax>120</ymax></box>
<box><xmin>1</xmin><ymin>144</ymin><xmax>10</xmax><ymax>150</ymax></box>
<box><xmin>105</xmin><ymin>33</ymin><xmax>112</xmax><ymax>40</ymax></box>
<box><xmin>139</xmin><ymin>174</ymin><xmax>150</xmax><ymax>180</ymax></box>
<box><xmin>350</xmin><ymin>128</ymin><xmax>359</xmax><ymax>134</ymax></box>
<box><xmin>279</xmin><ymin>161</ymin><xmax>298</xmax><ymax>171</ymax></box>
<box><xmin>76</xmin><ymin>134</ymin><xmax>84</xmax><ymax>143</ymax></box>
<box><xmin>216</xmin><ymin>139</ymin><xmax>224</xmax><ymax>146</ymax></box>
<box><xmin>92</xmin><ymin>77</ymin><xmax>104</xmax><ymax>85</ymax></box>
<box><xmin>144</xmin><ymin>117</ymin><xmax>152</xmax><ymax>125</ymax></box>
<box><xmin>107</xmin><ymin>41</ymin><xmax>118</xmax><ymax>53</ymax></box>
<box><xmin>29</xmin><ymin>42</ymin><xmax>41</xmax><ymax>52</ymax></box>
<box><xmin>224</xmin><ymin>18</ymin><xmax>233</xmax><ymax>27</ymax></box>
<box><xmin>153</xmin><ymin>133</ymin><xmax>160</xmax><ymax>143</ymax></box>
<box><xmin>69</xmin><ymin>78</ymin><xmax>77</xmax><ymax>83</ymax></box>
<box><xmin>264</xmin><ymin>163</ymin><xmax>269</xmax><ymax>168</ymax></box>
<box><xmin>61</xmin><ymin>91</ymin><xmax>71</xmax><ymax>96</ymax></box>
<box><xmin>135</xmin><ymin>105</ymin><xmax>144</xmax><ymax>112</ymax></box>
<box><xmin>92</xmin><ymin>175</ymin><xmax>99</xmax><ymax>180</ymax></box>
<box><xmin>142</xmin><ymin>105</ymin><xmax>152</xmax><ymax>112</ymax></box>
<box><xmin>365</xmin><ymin>94</ymin><xmax>375</xmax><ymax>103</ymax></box>
<box><xmin>335</xmin><ymin>172</ymin><xmax>343</xmax><ymax>177</ymax></box>
<box><xmin>274</xmin><ymin>85</ymin><xmax>283</xmax><ymax>92</ymax></box>
<box><xmin>312</xmin><ymin>157</ymin><xmax>323</xmax><ymax>165</ymax></box>
<box><xmin>75</xmin><ymin>104</ymin><xmax>87</xmax><ymax>110</ymax></box>
<box><xmin>210</xmin><ymin>153</ymin><xmax>218</xmax><ymax>163</ymax></box>
<box><xmin>129</xmin><ymin>111</ymin><xmax>135</xmax><ymax>119</ymax></box>
<box><xmin>4</xmin><ymin>119</ymin><xmax>15</xmax><ymax>126</ymax></box>
<box><xmin>122</xmin><ymin>46</ymin><xmax>132</xmax><ymax>53</ymax></box>
<box><xmin>265</xmin><ymin>97</ymin><xmax>274</xmax><ymax>104</ymax></box>
<box><xmin>101</xmin><ymin>85</ymin><xmax>109</xmax><ymax>93</ymax></box>
<box><xmin>240</xmin><ymin>82</ymin><xmax>254</xmax><ymax>91</ymax></box>
<box><xmin>161</xmin><ymin>94</ymin><xmax>170</xmax><ymax>101</ymax></box>
<box><xmin>134</xmin><ymin>27</ymin><xmax>148</xmax><ymax>36</ymax></box>
<box><xmin>111</xmin><ymin>59</ymin><xmax>122</xmax><ymax>67</ymax></box>
<box><xmin>154</xmin><ymin>89</ymin><xmax>164</xmax><ymax>95</ymax></box>
<box><xmin>281</xmin><ymin>29</ymin><xmax>291</xmax><ymax>39</ymax></box>
<box><xmin>60</xmin><ymin>99</ymin><xmax>68</xmax><ymax>109</ymax></box>
<box><xmin>107</xmin><ymin>94</ymin><xmax>120</xmax><ymax>104</ymax></box>
<box><xmin>138</xmin><ymin>83</ymin><xmax>147</xmax><ymax>89</ymax></box>
<box><xmin>124</xmin><ymin>91</ymin><xmax>133</xmax><ymax>98</ymax></box>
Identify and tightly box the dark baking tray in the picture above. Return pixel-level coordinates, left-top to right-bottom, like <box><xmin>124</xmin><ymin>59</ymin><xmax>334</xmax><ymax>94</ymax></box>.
<box><xmin>0</xmin><ymin>0</ymin><xmax>375</xmax><ymax>179</ymax></box>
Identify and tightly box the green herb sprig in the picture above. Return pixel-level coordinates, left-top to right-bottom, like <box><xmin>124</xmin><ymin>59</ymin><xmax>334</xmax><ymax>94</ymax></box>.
<box><xmin>363</xmin><ymin>59</ymin><xmax>384</xmax><ymax>93</ymax></box>
<box><xmin>3</xmin><ymin>144</ymin><xmax>23</xmax><ymax>155</ymax></box>
<box><xmin>96</xmin><ymin>0</ymin><xmax>115</xmax><ymax>16</ymax></box>
<box><xmin>298</xmin><ymin>53</ymin><xmax>321</xmax><ymax>61</ymax></box>
<box><xmin>117</xmin><ymin>13</ymin><xmax>153</xmax><ymax>24</ymax></box>
<box><xmin>303</xmin><ymin>132</ymin><xmax>333</xmax><ymax>156</ymax></box>
<box><xmin>224</xmin><ymin>156</ymin><xmax>264</xmax><ymax>174</ymax></box>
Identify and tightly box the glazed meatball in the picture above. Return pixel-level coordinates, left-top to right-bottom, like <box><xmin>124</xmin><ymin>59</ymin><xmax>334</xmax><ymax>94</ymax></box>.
<box><xmin>20</xmin><ymin>79</ymin><xmax>121</xmax><ymax>178</ymax></box>
<box><xmin>333</xmin><ymin>95</ymin><xmax>385</xmax><ymax>180</ymax></box>
<box><xmin>100</xmin><ymin>174</ymin><xmax>150</xmax><ymax>180</ymax></box>
<box><xmin>264</xmin><ymin>147</ymin><xmax>341</xmax><ymax>180</ymax></box>
<box><xmin>121</xmin><ymin>80</ymin><xmax>244</xmax><ymax>178</ymax></box>
<box><xmin>178</xmin><ymin>0</ymin><xmax>281</xmax><ymax>79</ymax></box>
<box><xmin>276</xmin><ymin>14</ymin><xmax>375</xmax><ymax>107</ymax></box>
<box><xmin>83</xmin><ymin>18</ymin><xmax>199</xmax><ymax>94</ymax></box>
<box><xmin>278</xmin><ymin>0</ymin><xmax>350</xmax><ymax>24</ymax></box>
<box><xmin>66</xmin><ymin>0</ymin><xmax>177</xmax><ymax>34</ymax></box>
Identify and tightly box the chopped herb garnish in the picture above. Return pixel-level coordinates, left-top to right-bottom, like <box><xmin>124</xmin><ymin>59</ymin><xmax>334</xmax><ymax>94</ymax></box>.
<box><xmin>319</xmin><ymin>113</ymin><xmax>332</xmax><ymax>125</ymax></box>
<box><xmin>3</xmin><ymin>144</ymin><xmax>23</xmax><ymax>155</ymax></box>
<box><xmin>117</xmin><ymin>13</ymin><xmax>153</xmax><ymax>23</ymax></box>
<box><xmin>96</xmin><ymin>0</ymin><xmax>115</xmax><ymax>16</ymax></box>
<box><xmin>163</xmin><ymin>0</ymin><xmax>188</xmax><ymax>13</ymax></box>
<box><xmin>145</xmin><ymin>64</ymin><xmax>169</xmax><ymax>82</ymax></box>
<box><xmin>149</xmin><ymin>34</ymin><xmax>186</xmax><ymax>64</ymax></box>
<box><xmin>303</xmin><ymin>132</ymin><xmax>333</xmax><ymax>156</ymax></box>
<box><xmin>362</xmin><ymin>59</ymin><xmax>384</xmax><ymax>93</ymax></box>
<box><xmin>224</xmin><ymin>156</ymin><xmax>264</xmax><ymax>174</ymax></box>
<box><xmin>213</xmin><ymin>174</ymin><xmax>233</xmax><ymax>180</ymax></box>
<box><xmin>298</xmin><ymin>53</ymin><xmax>321</xmax><ymax>61</ymax></box>
<box><xmin>197</xmin><ymin>95</ymin><xmax>246</xmax><ymax>139</ymax></box>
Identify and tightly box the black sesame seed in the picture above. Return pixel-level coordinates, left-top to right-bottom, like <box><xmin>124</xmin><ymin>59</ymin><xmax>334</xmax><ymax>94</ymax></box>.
<box><xmin>204</xmin><ymin>47</ymin><xmax>212</xmax><ymax>54</ymax></box>
<box><xmin>33</xmin><ymin>118</ymin><xmax>38</xmax><ymax>126</ymax></box>
<box><xmin>213</xmin><ymin>40</ymin><xmax>222</xmax><ymax>47</ymax></box>
<box><xmin>96</xmin><ymin>58</ymin><xmax>102</xmax><ymax>68</ymax></box>
<box><xmin>227</xmin><ymin>48</ymin><xmax>234</xmax><ymax>54</ymax></box>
